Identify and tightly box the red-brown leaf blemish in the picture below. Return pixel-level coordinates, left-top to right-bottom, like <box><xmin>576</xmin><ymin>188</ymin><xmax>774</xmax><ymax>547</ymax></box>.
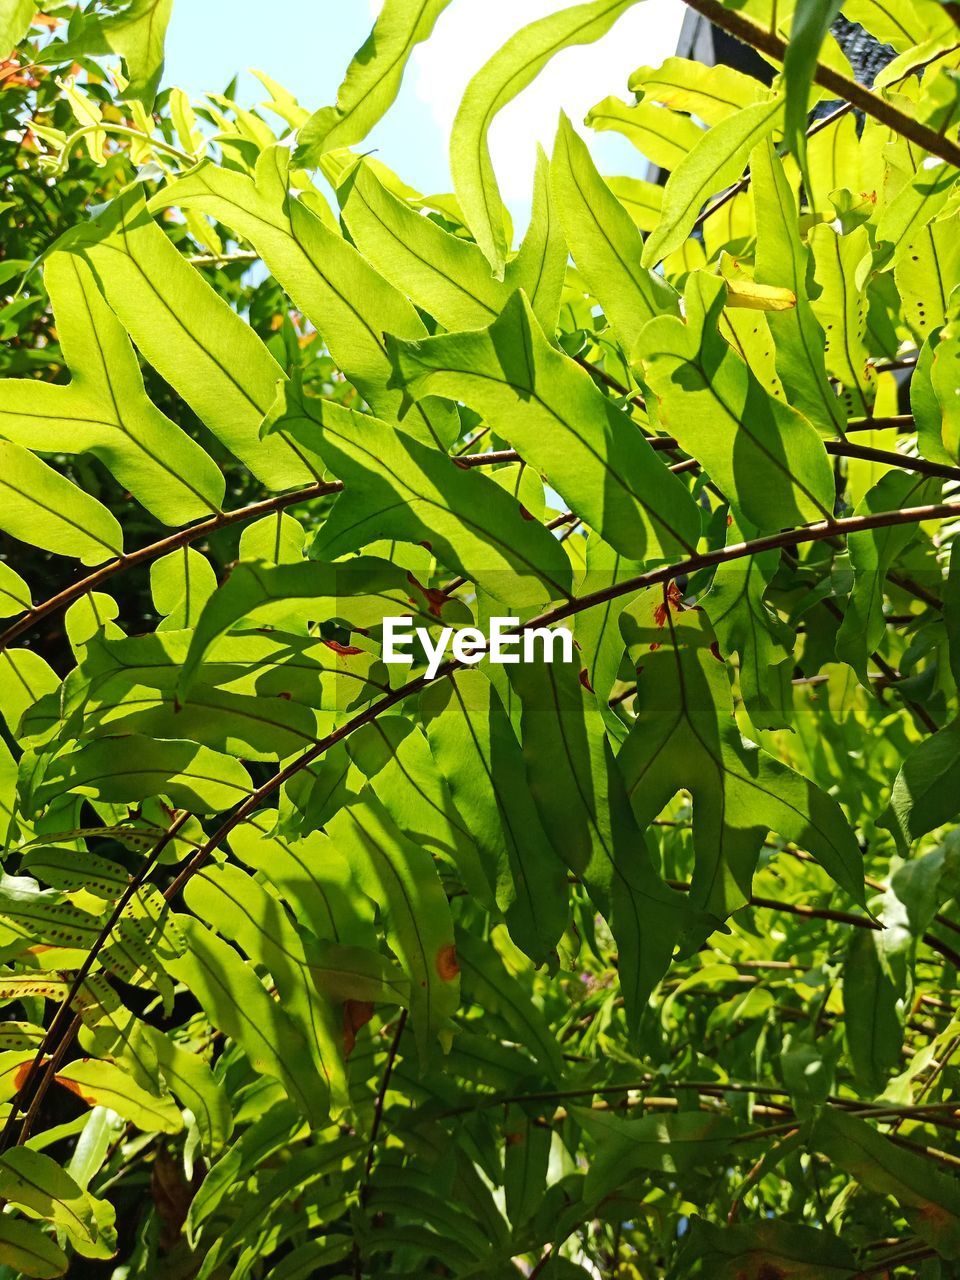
<box><xmin>323</xmin><ymin>639</ymin><xmax>364</xmax><ymax>656</ymax></box>
<box><xmin>710</xmin><ymin>641</ymin><xmax>724</xmax><ymax>663</ymax></box>
<box><xmin>579</xmin><ymin>668</ymin><xmax>594</xmax><ymax>693</ymax></box>
<box><xmin>505</xmin><ymin>1130</ymin><xmax>525</xmax><ymax>1146</ymax></box>
<box><xmin>13</xmin><ymin>1060</ymin><xmax>38</xmax><ymax>1092</ymax></box>
<box><xmin>436</xmin><ymin>944</ymin><xmax>459</xmax><ymax>981</ymax></box>
<box><xmin>56</xmin><ymin>1077</ymin><xmax>97</xmax><ymax>1105</ymax></box>
<box><xmin>342</xmin><ymin>999</ymin><xmax>375</xmax><ymax>1058</ymax></box>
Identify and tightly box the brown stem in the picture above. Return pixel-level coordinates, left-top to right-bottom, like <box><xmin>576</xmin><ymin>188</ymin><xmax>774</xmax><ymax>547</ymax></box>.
<box><xmin>158</xmin><ymin>499</ymin><xmax>960</xmax><ymax>932</ymax></box>
<box><xmin>0</xmin><ymin>811</ymin><xmax>190</xmax><ymax>1153</ymax></box>
<box><xmin>0</xmin><ymin>482</ymin><xmax>343</xmax><ymax>653</ymax></box>
<box><xmin>680</xmin><ymin>0</ymin><xmax>960</xmax><ymax>168</ymax></box>
<box><xmin>354</xmin><ymin>1009</ymin><xmax>408</xmax><ymax>1277</ymax></box>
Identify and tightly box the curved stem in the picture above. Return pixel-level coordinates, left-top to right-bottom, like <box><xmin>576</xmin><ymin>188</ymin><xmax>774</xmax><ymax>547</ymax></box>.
<box><xmin>56</xmin><ymin>123</ymin><xmax>198</xmax><ymax>173</ymax></box>
<box><xmin>161</xmin><ymin>499</ymin><xmax>960</xmax><ymax>908</ymax></box>
<box><xmin>680</xmin><ymin>0</ymin><xmax>960</xmax><ymax>169</ymax></box>
<box><xmin>0</xmin><ymin>811</ymin><xmax>190</xmax><ymax>1153</ymax></box>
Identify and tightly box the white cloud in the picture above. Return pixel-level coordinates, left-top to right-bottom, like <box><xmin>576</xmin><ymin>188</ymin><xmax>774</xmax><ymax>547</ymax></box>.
<box><xmin>410</xmin><ymin>0</ymin><xmax>685</xmax><ymax>200</ymax></box>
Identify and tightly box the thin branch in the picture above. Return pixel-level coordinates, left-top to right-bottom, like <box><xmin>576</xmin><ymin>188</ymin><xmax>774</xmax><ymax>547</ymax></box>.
<box><xmin>160</xmin><ymin>499</ymin><xmax>960</xmax><ymax>913</ymax></box>
<box><xmin>680</xmin><ymin>0</ymin><xmax>960</xmax><ymax>169</ymax></box>
<box><xmin>0</xmin><ymin>811</ymin><xmax>190</xmax><ymax>1153</ymax></box>
<box><xmin>0</xmin><ymin>481</ymin><xmax>343</xmax><ymax>653</ymax></box>
<box><xmin>354</xmin><ymin>1009</ymin><xmax>408</xmax><ymax>1279</ymax></box>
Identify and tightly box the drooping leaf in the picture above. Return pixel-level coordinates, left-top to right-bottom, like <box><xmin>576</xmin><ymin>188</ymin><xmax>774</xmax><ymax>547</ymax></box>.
<box><xmin>783</xmin><ymin>0</ymin><xmax>844</xmax><ymax>171</ymax></box>
<box><xmin>642</xmin><ymin>96</ymin><xmax>782</xmax><ymax>268</ymax></box>
<box><xmin>450</xmin><ymin>0</ymin><xmax>643</xmax><ymax>274</ymax></box>
<box><xmin>813</xmin><ymin>1107</ymin><xmax>960</xmax><ymax>1257</ymax></box>
<box><xmin>700</xmin><ymin>519</ymin><xmax>795</xmax><ymax>730</ymax></box>
<box><xmin>619</xmin><ymin>603</ymin><xmax>864</xmax><ymax>917</ymax></box>
<box><xmin>508</xmin><ymin>652</ymin><xmax>691</xmax><ymax>1028</ymax></box>
<box><xmin>752</xmin><ymin>138</ymin><xmax>847</xmax><ymax>434</ymax></box>
<box><xmin>678</xmin><ymin>1216</ymin><xmax>859</xmax><ymax>1279</ymax></box>
<box><xmin>551</xmin><ymin>112</ymin><xmax>679</xmax><ymax>356</ymax></box>
<box><xmin>295</xmin><ymin>0</ymin><xmax>454</xmax><ymax>164</ymax></box>
<box><xmin>167</xmin><ymin>916</ymin><xmax>329</xmax><ymax>1127</ymax></box>
<box><xmin>326</xmin><ymin>792</ymin><xmax>459</xmax><ymax>1058</ymax></box>
<box><xmin>421</xmin><ymin>670</ymin><xmax>569</xmax><ymax>961</ymax></box>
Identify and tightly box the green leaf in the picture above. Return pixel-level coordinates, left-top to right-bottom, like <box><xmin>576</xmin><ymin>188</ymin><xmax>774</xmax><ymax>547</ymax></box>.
<box><xmin>638</xmin><ymin>272</ymin><xmax>836</xmax><ymax>530</ymax></box>
<box><xmin>752</xmin><ymin>138</ymin><xmax>847</xmax><ymax>434</ymax></box>
<box><xmin>585</xmin><ymin>95</ymin><xmax>706</xmax><ymax>172</ymax></box>
<box><xmin>700</xmin><ymin>520</ymin><xmax>795</xmax><ymax>731</ymax></box>
<box><xmin>642</xmin><ymin>96</ymin><xmax>782</xmax><ymax>268</ymax></box>
<box><xmin>507</xmin><ymin>146</ymin><xmax>567</xmax><ymax>335</ymax></box>
<box><xmin>228</xmin><ymin>813</ymin><xmax>377</xmax><ymax>948</ymax></box>
<box><xmin>34</xmin><ymin>735</ymin><xmax>253</xmax><ymax>813</ymax></box>
<box><xmin>813</xmin><ymin>1107</ymin><xmax>960</xmax><ymax>1257</ymax></box>
<box><xmin>783</xmin><ymin>0</ymin><xmax>844</xmax><ymax>170</ymax></box>
<box><xmin>339</xmin><ymin>158</ymin><xmax>507</xmax><ymax>332</ymax></box>
<box><xmin>503</xmin><ymin>1104</ymin><xmax>552</xmax><ymax>1229</ymax></box>
<box><xmin>390</xmin><ymin>290</ymin><xmax>701</xmax><ymax>561</ymax></box>
<box><xmin>836</xmin><ymin>470</ymin><xmax>938</xmax><ymax>681</ymax></box>
<box><xmin>0</xmin><ymin>0</ymin><xmax>33</xmax><ymax>57</ymax></box>
<box><xmin>551</xmin><ymin>113</ymin><xmax>679</xmax><ymax>356</ymax></box>
<box><xmin>809</xmin><ymin>222</ymin><xmax>876</xmax><ymax>417</ymax></box>
<box><xmin>451</xmin><ymin>0</ymin><xmax>642</xmax><ymax>273</ymax></box>
<box><xmin>0</xmin><ymin>1215</ymin><xmax>68</xmax><ymax>1279</ymax></box>
<box><xmin>678</xmin><ymin>1217</ymin><xmax>858</xmax><ymax>1279</ymax></box>
<box><xmin>326</xmin><ymin>792</ymin><xmax>459</xmax><ymax>1058</ymax></box>
<box><xmin>576</xmin><ymin>1110</ymin><xmax>738</xmax><ymax>1198</ymax></box>
<box><xmin>421</xmin><ymin>670</ymin><xmax>569</xmax><ymax>961</ymax></box>
<box><xmin>68</xmin><ymin>192</ymin><xmax>317</xmax><ymax>488</ymax></box>
<box><xmin>99</xmin><ymin>0</ymin><xmax>173</xmax><ymax>106</ymax></box>
<box><xmin>151</xmin><ymin>547</ymin><xmax>217</xmax><ymax>631</ymax></box>
<box><xmin>628</xmin><ymin>56</ymin><xmax>766</xmax><ymax>126</ymax></box>
<box><xmin>0</xmin><ymin>254</ymin><xmax>224</xmax><ymax>524</ymax></box>
<box><xmin>0</xmin><ymin>439</ymin><xmax>123</xmax><ymax>565</ymax></box>
<box><xmin>1</xmin><ymin>648</ymin><xmax>60</xmax><ymax>734</ymax></box>
<box><xmin>843</xmin><ymin>928</ymin><xmax>904</xmax><ymax>1096</ymax></box>
<box><xmin>184</xmin><ymin>862</ymin><xmax>344</xmax><ymax>1110</ymax></box>
<box><xmin>619</xmin><ymin>603</ymin><xmax>865</xmax><ymax>917</ymax></box>
<box><xmin>0</xmin><ymin>1147</ymin><xmax>115</xmax><ymax>1258</ymax></box>
<box><xmin>509</xmin><ymin>654</ymin><xmax>691</xmax><ymax>1028</ymax></box>
<box><xmin>155</xmin><ymin>148</ymin><xmax>458</xmax><ymax>449</ymax></box>
<box><xmin>295</xmin><ymin>0</ymin><xmax>454</xmax><ymax>163</ymax></box>
<box><xmin>883</xmin><ymin>718</ymin><xmax>960</xmax><ymax>850</ymax></box>
<box><xmin>269</xmin><ymin>383</ymin><xmax>573</xmax><ymax>605</ymax></box>
<box><xmin>0</xmin><ymin>560</ymin><xmax>31</xmax><ymax>618</ymax></box>
<box><xmin>167</xmin><ymin>916</ymin><xmax>329</xmax><ymax>1127</ymax></box>
<box><xmin>55</xmin><ymin>1058</ymin><xmax>183</xmax><ymax>1134</ymax></box>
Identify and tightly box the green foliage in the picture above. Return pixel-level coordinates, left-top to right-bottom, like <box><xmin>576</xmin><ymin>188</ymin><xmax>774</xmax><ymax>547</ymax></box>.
<box><xmin>0</xmin><ymin>2</ymin><xmax>960</xmax><ymax>1277</ymax></box>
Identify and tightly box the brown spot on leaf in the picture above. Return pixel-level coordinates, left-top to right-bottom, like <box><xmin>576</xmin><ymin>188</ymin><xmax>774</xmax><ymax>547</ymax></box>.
<box><xmin>505</xmin><ymin>1130</ymin><xmax>525</xmax><ymax>1146</ymax></box>
<box><xmin>343</xmin><ymin>999</ymin><xmax>375</xmax><ymax>1058</ymax></box>
<box><xmin>436</xmin><ymin>944</ymin><xmax>459</xmax><ymax>981</ymax></box>
<box><xmin>323</xmin><ymin>639</ymin><xmax>364</xmax><ymax>656</ymax></box>
<box><xmin>56</xmin><ymin>1076</ymin><xmax>97</xmax><ymax>1106</ymax></box>
<box><xmin>579</xmin><ymin>668</ymin><xmax>594</xmax><ymax>693</ymax></box>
